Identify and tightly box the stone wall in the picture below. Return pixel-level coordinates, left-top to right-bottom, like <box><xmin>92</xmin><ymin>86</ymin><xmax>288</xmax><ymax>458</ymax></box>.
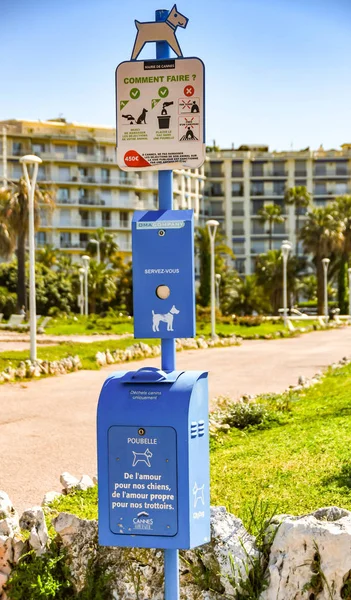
<box><xmin>1</xmin><ymin>480</ymin><xmax>351</xmax><ymax>599</ymax></box>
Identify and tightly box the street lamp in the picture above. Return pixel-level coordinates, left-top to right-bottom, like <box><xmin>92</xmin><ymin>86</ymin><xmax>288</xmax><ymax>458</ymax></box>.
<box><xmin>79</xmin><ymin>268</ymin><xmax>85</xmax><ymax>316</ymax></box>
<box><xmin>348</xmin><ymin>267</ymin><xmax>351</xmax><ymax>324</ymax></box>
<box><xmin>206</xmin><ymin>219</ymin><xmax>219</xmax><ymax>338</ymax></box>
<box><xmin>322</xmin><ymin>258</ymin><xmax>330</xmax><ymax>322</ymax></box>
<box><xmin>215</xmin><ymin>273</ymin><xmax>221</xmax><ymax>310</ymax></box>
<box><xmin>20</xmin><ymin>154</ymin><xmax>42</xmax><ymax>361</ymax></box>
<box><xmin>82</xmin><ymin>255</ymin><xmax>90</xmax><ymax>316</ymax></box>
<box><xmin>281</xmin><ymin>240</ymin><xmax>292</xmax><ymax>327</ymax></box>
<box><xmin>89</xmin><ymin>238</ymin><xmax>100</xmax><ymax>264</ymax></box>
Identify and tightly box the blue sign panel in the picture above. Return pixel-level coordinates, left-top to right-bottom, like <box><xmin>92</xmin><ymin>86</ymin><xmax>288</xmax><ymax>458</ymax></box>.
<box><xmin>108</xmin><ymin>425</ymin><xmax>178</xmax><ymax>537</ymax></box>
<box><xmin>132</xmin><ymin>209</ymin><xmax>195</xmax><ymax>339</ymax></box>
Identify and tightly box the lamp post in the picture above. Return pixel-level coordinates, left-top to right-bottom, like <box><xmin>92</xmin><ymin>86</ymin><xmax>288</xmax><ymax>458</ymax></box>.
<box><xmin>79</xmin><ymin>268</ymin><xmax>85</xmax><ymax>316</ymax></box>
<box><xmin>89</xmin><ymin>238</ymin><xmax>100</xmax><ymax>264</ymax></box>
<box><xmin>215</xmin><ymin>273</ymin><xmax>221</xmax><ymax>310</ymax></box>
<box><xmin>82</xmin><ymin>255</ymin><xmax>90</xmax><ymax>316</ymax></box>
<box><xmin>348</xmin><ymin>267</ymin><xmax>351</xmax><ymax>324</ymax></box>
<box><xmin>281</xmin><ymin>240</ymin><xmax>292</xmax><ymax>327</ymax></box>
<box><xmin>20</xmin><ymin>154</ymin><xmax>42</xmax><ymax>361</ymax></box>
<box><xmin>206</xmin><ymin>219</ymin><xmax>219</xmax><ymax>338</ymax></box>
<box><xmin>322</xmin><ymin>258</ymin><xmax>330</xmax><ymax>322</ymax></box>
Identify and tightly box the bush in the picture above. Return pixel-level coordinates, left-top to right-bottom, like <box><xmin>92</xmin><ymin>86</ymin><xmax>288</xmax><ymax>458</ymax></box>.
<box><xmin>223</xmin><ymin>400</ymin><xmax>276</xmax><ymax>430</ymax></box>
<box><xmin>0</xmin><ymin>286</ymin><xmax>17</xmax><ymax>319</ymax></box>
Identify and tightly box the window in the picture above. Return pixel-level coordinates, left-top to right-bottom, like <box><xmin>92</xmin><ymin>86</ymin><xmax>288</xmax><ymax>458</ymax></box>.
<box><xmin>79</xmin><ymin>233</ymin><xmax>88</xmax><ymax>248</ymax></box>
<box><xmin>209</xmin><ymin>201</ymin><xmax>224</xmax><ymax>216</ymax></box>
<box><xmin>232</xmin><ymin>202</ymin><xmax>244</xmax><ymax>217</ymax></box>
<box><xmin>12</xmin><ymin>142</ymin><xmax>22</xmax><ymax>156</ymax></box>
<box><xmin>119</xmin><ymin>190</ymin><xmax>130</xmax><ymax>207</ymax></box>
<box><xmin>59</xmin><ymin>167</ymin><xmax>70</xmax><ymax>182</ymax></box>
<box><xmin>57</xmin><ymin>188</ymin><xmax>69</xmax><ymax>202</ymax></box>
<box><xmin>37</xmin><ymin>166</ymin><xmax>46</xmax><ymax>181</ymax></box>
<box><xmin>336</xmin><ymin>162</ymin><xmax>348</xmax><ymax>176</ymax></box>
<box><xmin>295</xmin><ymin>179</ymin><xmax>307</xmax><ymax>187</ymax></box>
<box><xmin>251</xmin><ymin>182</ymin><xmax>264</xmax><ymax>196</ymax></box>
<box><xmin>273</xmin><ymin>182</ymin><xmax>285</xmax><ymax>195</ymax></box>
<box><xmin>32</xmin><ymin>142</ymin><xmax>46</xmax><ymax>154</ymax></box>
<box><xmin>314</xmin><ymin>163</ymin><xmax>326</xmax><ymax>176</ymax></box>
<box><xmin>120</xmin><ymin>212</ymin><xmax>129</xmax><ymax>227</ymax></box>
<box><xmin>251</xmin><ymin>162</ymin><xmax>264</xmax><ymax>177</ymax></box>
<box><xmin>251</xmin><ymin>241</ymin><xmax>266</xmax><ymax>254</ymax></box>
<box><xmin>235</xmin><ymin>258</ymin><xmax>246</xmax><ymax>274</ymax></box>
<box><xmin>251</xmin><ymin>200</ymin><xmax>264</xmax><ymax>214</ymax></box>
<box><xmin>39</xmin><ymin>208</ymin><xmax>49</xmax><ymax>226</ymax></box>
<box><xmin>55</xmin><ymin>144</ymin><xmax>68</xmax><ymax>154</ymax></box>
<box><xmin>77</xmin><ymin>144</ymin><xmax>93</xmax><ymax>155</ymax></box>
<box><xmin>232</xmin><ymin>243</ymin><xmax>245</xmax><ymax>255</ymax></box>
<box><xmin>101</xmin><ymin>168</ymin><xmax>110</xmax><ymax>183</ymax></box>
<box><xmin>274</xmin><ymin>221</ymin><xmax>286</xmax><ymax>234</ymax></box>
<box><xmin>102</xmin><ymin>211</ymin><xmax>111</xmax><ymax>227</ymax></box>
<box><xmin>232</xmin><ymin>182</ymin><xmax>243</xmax><ymax>196</ymax></box>
<box><xmin>314</xmin><ymin>183</ymin><xmax>327</xmax><ymax>195</ymax></box>
<box><xmin>295</xmin><ymin>160</ymin><xmax>307</xmax><ymax>176</ymax></box>
<box><xmin>208</xmin><ymin>161</ymin><xmax>223</xmax><ymax>178</ymax></box>
<box><xmin>206</xmin><ymin>182</ymin><xmax>223</xmax><ymax>196</ymax></box>
<box><xmin>232</xmin><ymin>222</ymin><xmax>244</xmax><ymax>235</ymax></box>
<box><xmin>232</xmin><ymin>161</ymin><xmax>243</xmax><ymax>177</ymax></box>
<box><xmin>79</xmin><ymin>167</ymin><xmax>88</xmax><ymax>179</ymax></box>
<box><xmin>60</xmin><ymin>232</ymin><xmax>72</xmax><ymax>248</ymax></box>
<box><xmin>252</xmin><ymin>221</ymin><xmax>265</xmax><ymax>234</ymax></box>
<box><xmin>36</xmin><ymin>232</ymin><xmax>47</xmax><ymax>246</ymax></box>
<box><xmin>100</xmin><ymin>189</ymin><xmax>111</xmax><ymax>206</ymax></box>
<box><xmin>12</xmin><ymin>164</ymin><xmax>22</xmax><ymax>179</ymax></box>
<box><xmin>60</xmin><ymin>209</ymin><xmax>71</xmax><ymax>225</ymax></box>
<box><xmin>272</xmin><ymin>162</ymin><xmax>286</xmax><ymax>176</ymax></box>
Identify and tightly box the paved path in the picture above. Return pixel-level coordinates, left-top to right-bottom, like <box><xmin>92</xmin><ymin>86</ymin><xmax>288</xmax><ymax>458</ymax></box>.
<box><xmin>1</xmin><ymin>327</ymin><xmax>350</xmax><ymax>514</ymax></box>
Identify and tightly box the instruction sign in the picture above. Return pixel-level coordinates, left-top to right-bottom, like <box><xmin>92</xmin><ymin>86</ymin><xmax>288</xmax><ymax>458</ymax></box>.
<box><xmin>108</xmin><ymin>425</ymin><xmax>178</xmax><ymax>537</ymax></box>
<box><xmin>116</xmin><ymin>57</ymin><xmax>205</xmax><ymax>170</ymax></box>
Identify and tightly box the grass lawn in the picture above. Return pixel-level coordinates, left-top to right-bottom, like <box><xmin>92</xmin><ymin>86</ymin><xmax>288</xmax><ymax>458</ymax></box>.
<box><xmin>211</xmin><ymin>362</ymin><xmax>351</xmax><ymax>518</ymax></box>
<box><xmin>198</xmin><ymin>319</ymin><xmax>318</xmax><ymax>338</ymax></box>
<box><xmin>46</xmin><ymin>363</ymin><xmax>351</xmax><ymax>526</ymax></box>
<box><xmin>0</xmin><ymin>338</ymin><xmax>160</xmax><ymax>372</ymax></box>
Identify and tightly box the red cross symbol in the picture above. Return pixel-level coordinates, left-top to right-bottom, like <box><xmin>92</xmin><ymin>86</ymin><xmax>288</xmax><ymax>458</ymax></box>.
<box><xmin>184</xmin><ymin>85</ymin><xmax>195</xmax><ymax>97</ymax></box>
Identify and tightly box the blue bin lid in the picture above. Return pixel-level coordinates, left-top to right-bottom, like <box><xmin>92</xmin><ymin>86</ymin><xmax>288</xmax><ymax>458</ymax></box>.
<box><xmin>120</xmin><ymin>367</ymin><xmax>184</xmax><ymax>384</ymax></box>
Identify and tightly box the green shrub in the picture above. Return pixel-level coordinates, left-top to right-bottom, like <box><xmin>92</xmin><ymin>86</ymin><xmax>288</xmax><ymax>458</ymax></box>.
<box><xmin>0</xmin><ymin>286</ymin><xmax>17</xmax><ymax>319</ymax></box>
<box><xmin>223</xmin><ymin>400</ymin><xmax>277</xmax><ymax>430</ymax></box>
<box><xmin>7</xmin><ymin>543</ymin><xmax>74</xmax><ymax>600</ymax></box>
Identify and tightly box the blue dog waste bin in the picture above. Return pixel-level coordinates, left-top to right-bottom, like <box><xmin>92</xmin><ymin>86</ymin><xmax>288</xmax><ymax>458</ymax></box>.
<box><xmin>97</xmin><ymin>367</ymin><xmax>210</xmax><ymax>550</ymax></box>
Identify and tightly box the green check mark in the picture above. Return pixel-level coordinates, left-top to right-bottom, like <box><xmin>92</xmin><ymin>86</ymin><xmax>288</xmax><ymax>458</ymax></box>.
<box><xmin>130</xmin><ymin>88</ymin><xmax>140</xmax><ymax>99</ymax></box>
<box><xmin>158</xmin><ymin>86</ymin><xmax>169</xmax><ymax>98</ymax></box>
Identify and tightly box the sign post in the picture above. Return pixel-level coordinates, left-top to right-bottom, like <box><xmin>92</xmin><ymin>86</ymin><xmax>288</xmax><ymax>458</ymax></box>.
<box><xmin>97</xmin><ymin>8</ymin><xmax>207</xmax><ymax>600</ymax></box>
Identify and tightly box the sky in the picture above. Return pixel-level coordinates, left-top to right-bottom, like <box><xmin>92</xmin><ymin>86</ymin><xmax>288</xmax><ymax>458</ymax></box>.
<box><xmin>2</xmin><ymin>0</ymin><xmax>351</xmax><ymax>151</ymax></box>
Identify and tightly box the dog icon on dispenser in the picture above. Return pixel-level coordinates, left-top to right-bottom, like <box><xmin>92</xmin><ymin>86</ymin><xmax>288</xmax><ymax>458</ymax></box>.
<box><xmin>152</xmin><ymin>305</ymin><xmax>180</xmax><ymax>332</ymax></box>
<box><xmin>132</xmin><ymin>448</ymin><xmax>153</xmax><ymax>468</ymax></box>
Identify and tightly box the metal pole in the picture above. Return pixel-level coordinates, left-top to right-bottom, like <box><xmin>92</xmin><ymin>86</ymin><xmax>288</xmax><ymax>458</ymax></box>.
<box><xmin>97</xmin><ymin>242</ymin><xmax>101</xmax><ymax>265</ymax></box>
<box><xmin>79</xmin><ymin>271</ymin><xmax>84</xmax><ymax>315</ymax></box>
<box><xmin>210</xmin><ymin>236</ymin><xmax>215</xmax><ymax>337</ymax></box>
<box><xmin>283</xmin><ymin>254</ymin><xmax>287</xmax><ymax>327</ymax></box>
<box><xmin>155</xmin><ymin>9</ymin><xmax>179</xmax><ymax>600</ymax></box>
<box><xmin>85</xmin><ymin>267</ymin><xmax>88</xmax><ymax>316</ymax></box>
<box><xmin>22</xmin><ymin>161</ymin><xmax>39</xmax><ymax>362</ymax></box>
<box><xmin>2</xmin><ymin>127</ymin><xmax>7</xmax><ymax>189</ymax></box>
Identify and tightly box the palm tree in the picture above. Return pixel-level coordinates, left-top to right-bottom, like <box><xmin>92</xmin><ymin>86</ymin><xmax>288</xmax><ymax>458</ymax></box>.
<box><xmin>0</xmin><ymin>178</ymin><xmax>54</xmax><ymax>310</ymax></box>
<box><xmin>299</xmin><ymin>207</ymin><xmax>343</xmax><ymax>315</ymax></box>
<box><xmin>257</xmin><ymin>204</ymin><xmax>285</xmax><ymax>250</ymax></box>
<box><xmin>284</xmin><ymin>186</ymin><xmax>311</xmax><ymax>256</ymax></box>
<box><xmin>36</xmin><ymin>244</ymin><xmax>60</xmax><ymax>268</ymax></box>
<box><xmin>195</xmin><ymin>226</ymin><xmax>233</xmax><ymax>307</ymax></box>
<box><xmin>329</xmin><ymin>195</ymin><xmax>351</xmax><ymax>313</ymax></box>
<box><xmin>86</xmin><ymin>228</ymin><xmax>119</xmax><ymax>263</ymax></box>
<box><xmin>255</xmin><ymin>250</ymin><xmax>299</xmax><ymax>314</ymax></box>
<box><xmin>88</xmin><ymin>260</ymin><xmax>117</xmax><ymax>313</ymax></box>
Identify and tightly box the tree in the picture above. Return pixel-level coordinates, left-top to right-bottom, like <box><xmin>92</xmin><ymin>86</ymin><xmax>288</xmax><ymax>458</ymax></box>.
<box><xmin>255</xmin><ymin>250</ymin><xmax>299</xmax><ymax>314</ymax></box>
<box><xmin>87</xmin><ymin>260</ymin><xmax>117</xmax><ymax>313</ymax></box>
<box><xmin>226</xmin><ymin>274</ymin><xmax>270</xmax><ymax>316</ymax></box>
<box><xmin>284</xmin><ymin>186</ymin><xmax>311</xmax><ymax>256</ymax></box>
<box><xmin>299</xmin><ymin>207</ymin><xmax>343</xmax><ymax>314</ymax></box>
<box><xmin>112</xmin><ymin>253</ymin><xmax>133</xmax><ymax>315</ymax></box>
<box><xmin>195</xmin><ymin>226</ymin><xmax>233</xmax><ymax>307</ymax></box>
<box><xmin>257</xmin><ymin>204</ymin><xmax>285</xmax><ymax>250</ymax></box>
<box><xmin>36</xmin><ymin>244</ymin><xmax>60</xmax><ymax>268</ymax></box>
<box><xmin>86</xmin><ymin>228</ymin><xmax>119</xmax><ymax>263</ymax></box>
<box><xmin>0</xmin><ymin>178</ymin><xmax>54</xmax><ymax>310</ymax></box>
<box><xmin>329</xmin><ymin>196</ymin><xmax>351</xmax><ymax>314</ymax></box>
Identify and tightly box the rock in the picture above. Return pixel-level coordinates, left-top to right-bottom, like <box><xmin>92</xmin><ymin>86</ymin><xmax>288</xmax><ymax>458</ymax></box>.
<box><xmin>298</xmin><ymin>375</ymin><xmax>307</xmax><ymax>385</ymax></box>
<box><xmin>0</xmin><ymin>492</ymin><xmax>16</xmax><ymax>521</ymax></box>
<box><xmin>76</xmin><ymin>475</ymin><xmax>94</xmax><ymax>491</ymax></box>
<box><xmin>42</xmin><ymin>491</ymin><xmax>62</xmax><ymax>506</ymax></box>
<box><xmin>197</xmin><ymin>338</ymin><xmax>209</xmax><ymax>349</ymax></box>
<box><xmin>19</xmin><ymin>507</ymin><xmax>48</xmax><ymax>555</ymax></box>
<box><xmin>105</xmin><ymin>349</ymin><xmax>114</xmax><ymax>364</ymax></box>
<box><xmin>92</xmin><ymin>475</ymin><xmax>98</xmax><ymax>485</ymax></box>
<box><xmin>60</xmin><ymin>471</ymin><xmax>79</xmax><ymax>492</ymax></box>
<box><xmin>261</xmin><ymin>506</ymin><xmax>351</xmax><ymax>600</ymax></box>
<box><xmin>96</xmin><ymin>351</ymin><xmax>107</xmax><ymax>367</ymax></box>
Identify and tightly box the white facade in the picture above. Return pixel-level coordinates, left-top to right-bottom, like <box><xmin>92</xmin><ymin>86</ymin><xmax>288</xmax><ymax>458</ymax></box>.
<box><xmin>0</xmin><ymin>119</ymin><xmax>205</xmax><ymax>259</ymax></box>
<box><xmin>203</xmin><ymin>145</ymin><xmax>351</xmax><ymax>274</ymax></box>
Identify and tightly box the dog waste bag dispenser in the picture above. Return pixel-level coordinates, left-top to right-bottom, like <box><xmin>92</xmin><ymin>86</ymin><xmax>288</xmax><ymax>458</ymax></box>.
<box><xmin>132</xmin><ymin>209</ymin><xmax>195</xmax><ymax>339</ymax></box>
<box><xmin>97</xmin><ymin>367</ymin><xmax>210</xmax><ymax>550</ymax></box>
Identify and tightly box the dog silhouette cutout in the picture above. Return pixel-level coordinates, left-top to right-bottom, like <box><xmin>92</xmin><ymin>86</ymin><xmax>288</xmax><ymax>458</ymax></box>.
<box><xmin>136</xmin><ymin>108</ymin><xmax>148</xmax><ymax>124</ymax></box>
<box><xmin>152</xmin><ymin>305</ymin><xmax>180</xmax><ymax>332</ymax></box>
<box><xmin>193</xmin><ymin>482</ymin><xmax>205</xmax><ymax>508</ymax></box>
<box><xmin>132</xmin><ymin>448</ymin><xmax>153</xmax><ymax>468</ymax></box>
<box><xmin>131</xmin><ymin>5</ymin><xmax>188</xmax><ymax>60</ymax></box>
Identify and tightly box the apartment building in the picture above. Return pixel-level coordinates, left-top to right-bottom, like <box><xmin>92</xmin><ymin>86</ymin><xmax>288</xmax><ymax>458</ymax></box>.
<box><xmin>203</xmin><ymin>144</ymin><xmax>351</xmax><ymax>275</ymax></box>
<box><xmin>0</xmin><ymin>118</ymin><xmax>205</xmax><ymax>258</ymax></box>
